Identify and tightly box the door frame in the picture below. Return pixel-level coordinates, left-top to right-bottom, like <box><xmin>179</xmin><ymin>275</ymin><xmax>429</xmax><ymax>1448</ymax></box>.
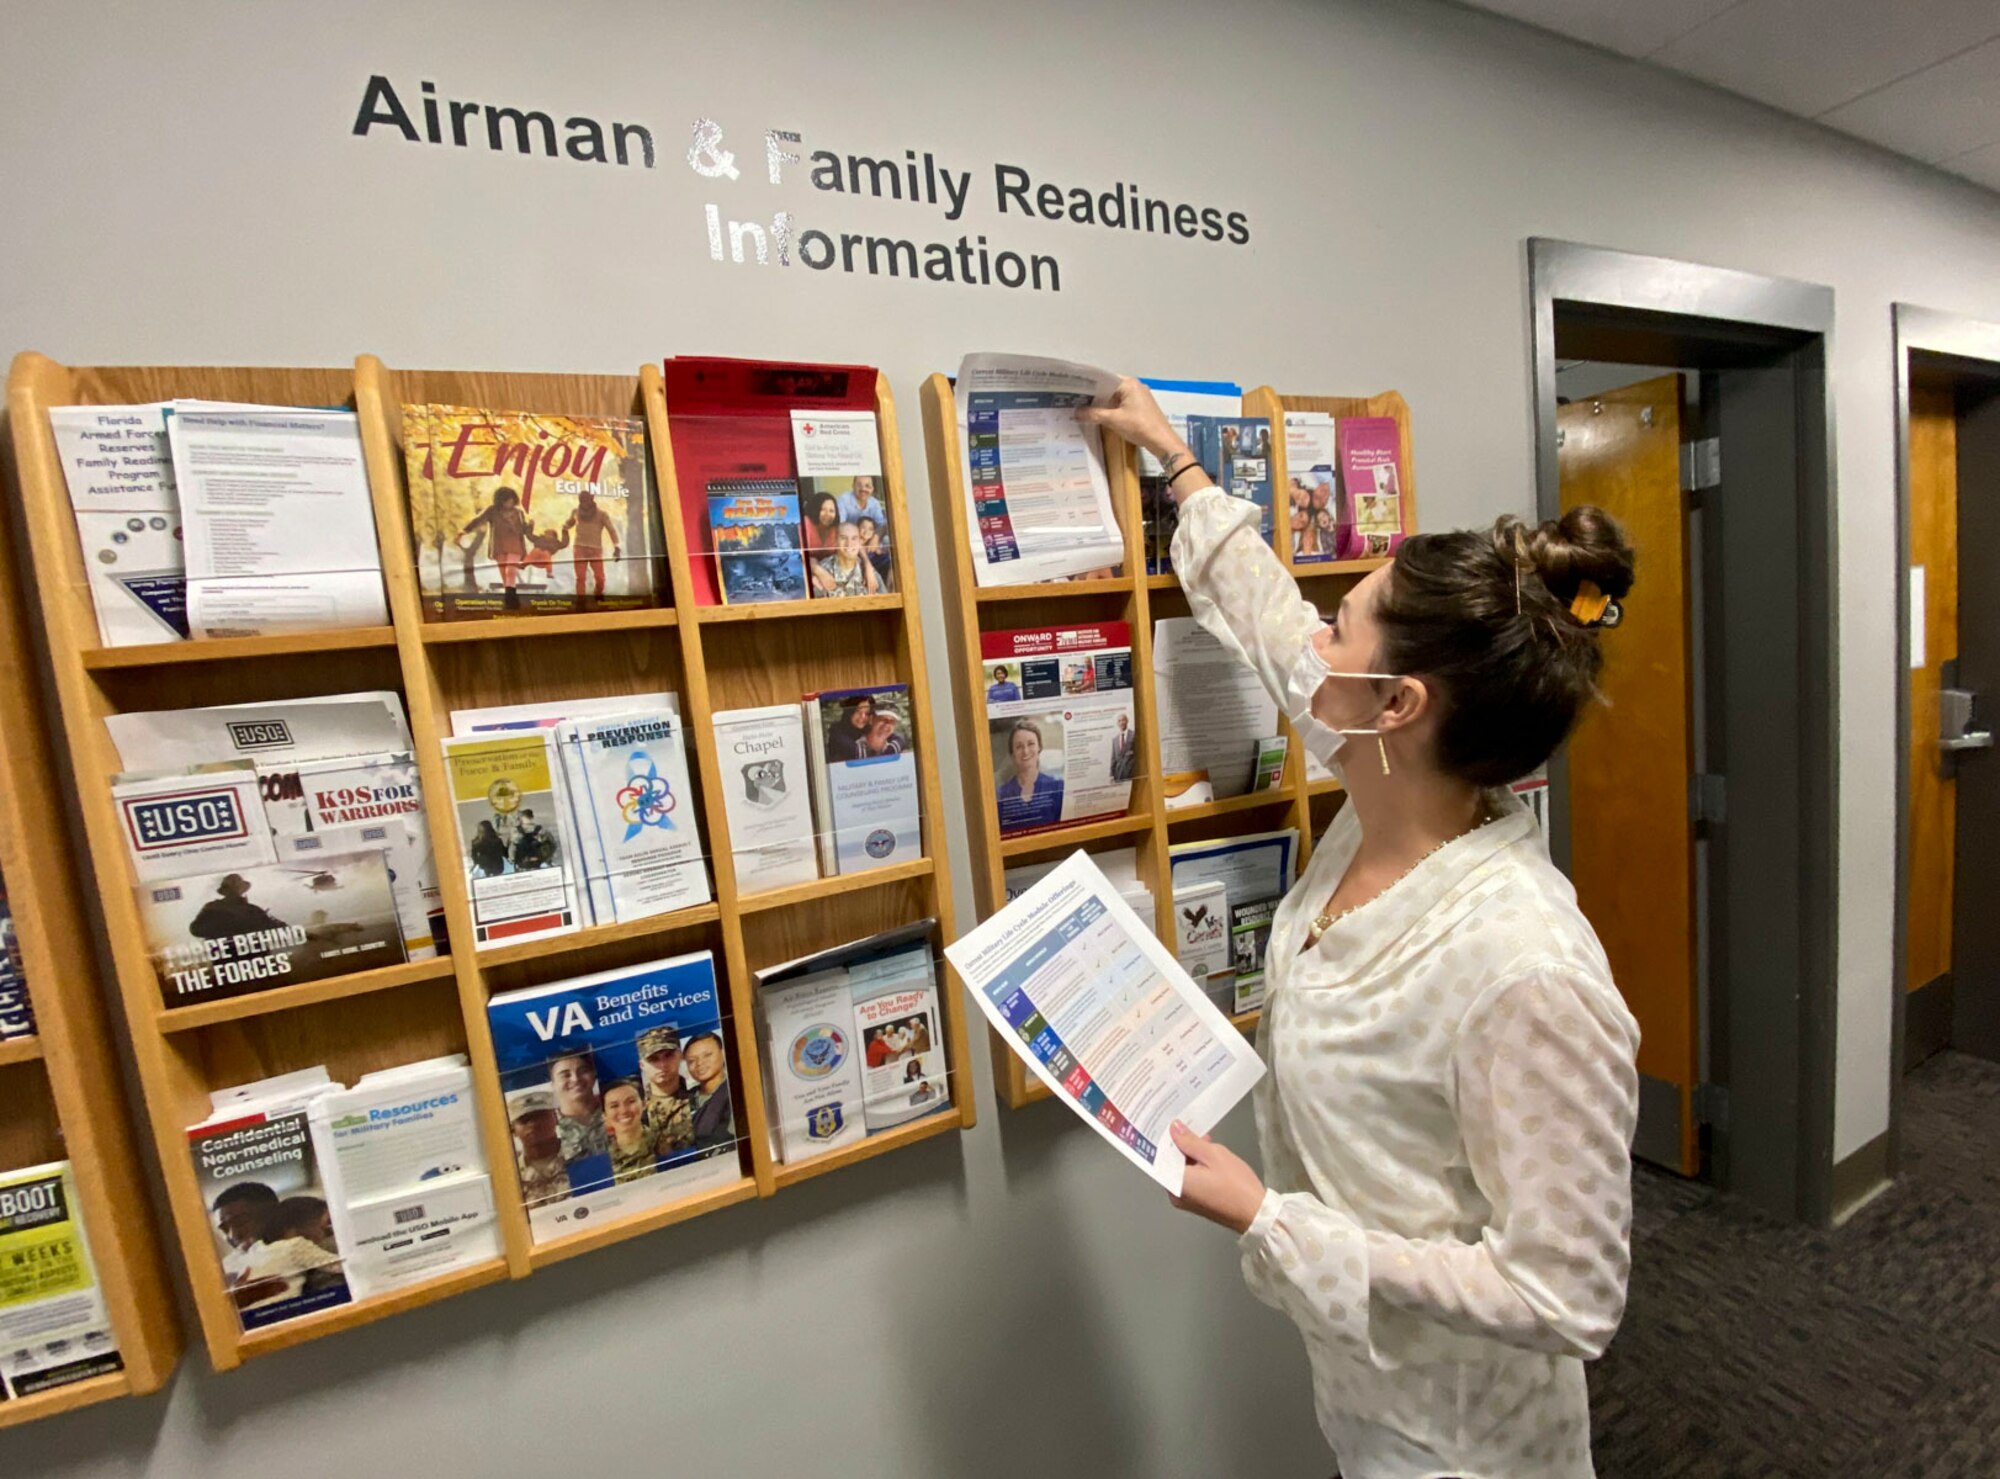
<box><xmin>1891</xmin><ymin>303</ymin><xmax>2000</xmax><ymax>1175</ymax></box>
<box><xmin>1528</xmin><ymin>238</ymin><xmax>1839</xmax><ymax>1226</ymax></box>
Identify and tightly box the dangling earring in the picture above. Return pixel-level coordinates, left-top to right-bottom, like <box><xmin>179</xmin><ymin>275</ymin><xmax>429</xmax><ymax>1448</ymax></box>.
<box><xmin>1377</xmin><ymin>736</ymin><xmax>1391</xmax><ymax>775</ymax></box>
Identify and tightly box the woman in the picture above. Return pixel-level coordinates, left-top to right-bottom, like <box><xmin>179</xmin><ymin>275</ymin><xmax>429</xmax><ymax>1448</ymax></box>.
<box><xmin>803</xmin><ymin>491</ymin><xmax>841</xmax><ymax>555</ymax></box>
<box><xmin>1080</xmin><ymin>380</ymin><xmax>1641</xmax><ymax>1479</ymax></box>
<box><xmin>602</xmin><ymin>1079</ymin><xmax>655</xmax><ymax>1183</ymax></box>
<box><xmin>458</xmin><ymin>486</ymin><xmax>529</xmax><ymax>607</ymax></box>
<box><xmin>995</xmin><ymin>719</ymin><xmax>1063</xmax><ymax>832</ymax></box>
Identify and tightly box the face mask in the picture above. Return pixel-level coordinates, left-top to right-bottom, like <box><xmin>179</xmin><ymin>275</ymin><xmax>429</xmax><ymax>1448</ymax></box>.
<box><xmin>1283</xmin><ymin>643</ymin><xmax>1400</xmax><ymax>768</ymax></box>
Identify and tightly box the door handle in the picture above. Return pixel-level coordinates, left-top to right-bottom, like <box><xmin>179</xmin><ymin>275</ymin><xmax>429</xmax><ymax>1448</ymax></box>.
<box><xmin>1940</xmin><ymin>688</ymin><xmax>1990</xmax><ymax>768</ymax></box>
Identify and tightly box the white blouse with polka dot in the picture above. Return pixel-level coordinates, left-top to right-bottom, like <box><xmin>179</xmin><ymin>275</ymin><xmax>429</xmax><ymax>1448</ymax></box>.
<box><xmin>1172</xmin><ymin>486</ymin><xmax>1642</xmax><ymax>1479</ymax></box>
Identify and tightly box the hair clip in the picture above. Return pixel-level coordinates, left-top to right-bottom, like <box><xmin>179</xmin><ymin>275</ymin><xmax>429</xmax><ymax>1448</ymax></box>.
<box><xmin>1569</xmin><ymin>579</ymin><xmax>1612</xmax><ymax>627</ymax></box>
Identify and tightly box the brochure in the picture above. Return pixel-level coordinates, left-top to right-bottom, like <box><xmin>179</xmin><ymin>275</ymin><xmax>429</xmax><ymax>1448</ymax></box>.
<box><xmin>712</xmin><ymin>704</ymin><xmax>820</xmax><ymax>892</ymax></box>
<box><xmin>487</xmin><ymin>952</ymin><xmax>739</xmax><ymax>1243</ymax></box>
<box><xmin>1138</xmin><ymin>379</ymin><xmax>1242</xmax><ymax>574</ymax></box>
<box><xmin>1284</xmin><ymin>411</ymin><xmax>1341</xmax><ymax>564</ymax></box>
<box><xmin>1336</xmin><ymin>416</ymin><xmax>1409</xmax><ymax>558</ymax></box>
<box><xmin>0</xmin><ymin>1162</ymin><xmax>123</xmax><ymax>1398</ymax></box>
<box><xmin>187</xmin><ymin>1088</ymin><xmax>352</xmax><ymax>1332</ymax></box>
<box><xmin>165</xmin><ymin>407</ymin><xmax>389</xmax><ymax>638</ymax></box>
<box><xmin>104</xmin><ymin>692</ymin><xmax>412</xmax><ymax>772</ymax></box>
<box><xmin>439</xmin><ymin>732</ymin><xmax>580</xmax><ymax>947</ymax></box>
<box><xmin>1153</xmin><ymin>615</ymin><xmax>1282</xmax><ymax>808</ymax></box>
<box><xmin>47</xmin><ymin>403</ymin><xmax>189</xmax><ymax>645</ymax></box>
<box><xmin>954</xmin><ymin>353</ymin><xmax>1123</xmax><ymax>586</ymax></box>
<box><xmin>944</xmin><ymin>851</ymin><xmax>1264</xmax><ymax>1193</ymax></box>
<box><xmin>979</xmin><ymin>622</ymin><xmax>1135</xmax><ymax>837</ymax></box>
<box><xmin>708</xmin><ymin>477</ymin><xmax>807</xmax><ymax>604</ymax></box>
<box><xmin>307</xmin><ymin>1063</ymin><xmax>498</xmax><ymax>1298</ymax></box>
<box><xmin>802</xmin><ymin>686</ymin><xmax>921</xmax><ymax>876</ymax></box>
<box><xmin>555</xmin><ymin>707</ymin><xmax>711</xmax><ymax>923</ymax></box>
<box><xmin>111</xmin><ymin>764</ymin><xmax>276</xmax><ymax>884</ymax></box>
<box><xmin>135</xmin><ymin>852</ymin><xmax>406</xmax><ymax>1009</ymax></box>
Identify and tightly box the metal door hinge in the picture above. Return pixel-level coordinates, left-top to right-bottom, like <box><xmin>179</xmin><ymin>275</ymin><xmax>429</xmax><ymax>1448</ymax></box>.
<box><xmin>1681</xmin><ymin>437</ymin><xmax>1721</xmax><ymax>493</ymax></box>
<box><xmin>1694</xmin><ymin>1083</ymin><xmax>1730</xmax><ymax>1132</ymax></box>
<box><xmin>1688</xmin><ymin>773</ymin><xmax>1727</xmax><ymax>832</ymax></box>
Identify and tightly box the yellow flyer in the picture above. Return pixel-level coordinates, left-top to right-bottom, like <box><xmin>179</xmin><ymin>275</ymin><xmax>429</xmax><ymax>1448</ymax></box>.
<box><xmin>0</xmin><ymin>1162</ymin><xmax>122</xmax><ymax>1397</ymax></box>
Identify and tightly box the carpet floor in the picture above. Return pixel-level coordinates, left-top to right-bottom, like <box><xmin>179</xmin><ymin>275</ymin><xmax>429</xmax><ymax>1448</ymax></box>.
<box><xmin>1590</xmin><ymin>1050</ymin><xmax>2000</xmax><ymax>1477</ymax></box>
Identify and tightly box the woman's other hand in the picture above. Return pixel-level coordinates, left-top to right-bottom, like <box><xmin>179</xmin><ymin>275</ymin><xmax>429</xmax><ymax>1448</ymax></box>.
<box><xmin>1078</xmin><ymin>377</ymin><xmax>1189</xmax><ymax>464</ymax></box>
<box><xmin>1168</xmin><ymin>1120</ymin><xmax>1266</xmax><ymax>1235</ymax></box>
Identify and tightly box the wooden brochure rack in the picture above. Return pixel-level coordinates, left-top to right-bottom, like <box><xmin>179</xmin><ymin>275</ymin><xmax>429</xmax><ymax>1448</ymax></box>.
<box><xmin>0</xmin><ymin>423</ymin><xmax>181</xmax><ymax>1427</ymax></box>
<box><xmin>921</xmin><ymin>376</ymin><xmax>1413</xmax><ymax>1108</ymax></box>
<box><xmin>4</xmin><ymin>352</ymin><xmax>974</xmax><ymax>1371</ymax></box>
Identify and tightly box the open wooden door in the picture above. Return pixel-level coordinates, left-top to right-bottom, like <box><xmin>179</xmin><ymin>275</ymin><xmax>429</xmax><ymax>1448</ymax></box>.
<box><xmin>1907</xmin><ymin>381</ymin><xmax>1958</xmax><ymax>1046</ymax></box>
<box><xmin>1559</xmin><ymin>374</ymin><xmax>1700</xmax><ymax>1174</ymax></box>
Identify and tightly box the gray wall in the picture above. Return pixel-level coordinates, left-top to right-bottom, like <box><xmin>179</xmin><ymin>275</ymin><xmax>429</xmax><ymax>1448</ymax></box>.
<box><xmin>4</xmin><ymin>1</ymin><xmax>2000</xmax><ymax>1474</ymax></box>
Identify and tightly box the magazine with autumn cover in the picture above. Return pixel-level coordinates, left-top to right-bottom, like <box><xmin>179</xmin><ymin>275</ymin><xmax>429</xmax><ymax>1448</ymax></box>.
<box><xmin>405</xmin><ymin>405</ymin><xmax>665</xmax><ymax>620</ymax></box>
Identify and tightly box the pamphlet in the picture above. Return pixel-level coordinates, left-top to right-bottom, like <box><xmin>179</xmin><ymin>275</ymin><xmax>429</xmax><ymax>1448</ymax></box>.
<box><xmin>1153</xmin><ymin>615</ymin><xmax>1282</xmax><ymax>808</ymax></box>
<box><xmin>104</xmin><ymin>692</ymin><xmax>412</xmax><ymax>772</ymax></box>
<box><xmin>0</xmin><ymin>1162</ymin><xmax>122</xmax><ymax>1398</ymax></box>
<box><xmin>849</xmin><ymin>945</ymin><xmax>949</xmax><ymax>1134</ymax></box>
<box><xmin>712</xmin><ymin>704</ymin><xmax>820</xmax><ymax>892</ymax></box>
<box><xmin>1284</xmin><ymin>411</ymin><xmax>1341</xmax><ymax>564</ymax></box>
<box><xmin>555</xmin><ymin>707</ymin><xmax>711</xmax><ymax>923</ymax></box>
<box><xmin>944</xmin><ymin>851</ymin><xmax>1264</xmax><ymax>1193</ymax></box>
<box><xmin>135</xmin><ymin>851</ymin><xmax>407</xmax><ymax>1009</ymax></box>
<box><xmin>47</xmin><ymin>403</ymin><xmax>188</xmax><ymax>645</ymax></box>
<box><xmin>980</xmin><ymin>622</ymin><xmax>1136</xmax><ymax>837</ymax></box>
<box><xmin>1138</xmin><ymin>380</ymin><xmax>1242</xmax><ymax>574</ymax></box>
<box><xmin>789</xmin><ymin>409</ymin><xmax>882</xmax><ymax>479</ymax></box>
<box><xmin>954</xmin><ymin>353</ymin><xmax>1123</xmax><ymax>586</ymax></box>
<box><xmin>1336</xmin><ymin>417</ymin><xmax>1408</xmax><ymax>558</ymax></box>
<box><xmin>487</xmin><ymin>951</ymin><xmax>739</xmax><ymax>1243</ymax></box>
<box><xmin>1188</xmin><ymin>416</ymin><xmax>1276</xmax><ymax>550</ymax></box>
<box><xmin>755</xmin><ymin>920</ymin><xmax>935</xmax><ymax>1161</ymax></box>
<box><xmin>260</xmin><ymin>751</ymin><xmax>445</xmax><ymax>959</ymax></box>
<box><xmin>1171</xmin><ymin>879</ymin><xmax>1232</xmax><ymax>1008</ymax></box>
<box><xmin>111</xmin><ymin>764</ymin><xmax>276</xmax><ymax>883</ymax></box>
<box><xmin>1167</xmin><ymin>830</ymin><xmax>1299</xmax><ymax>1013</ymax></box>
<box><xmin>307</xmin><ymin>1063</ymin><xmax>498</xmax><ymax>1298</ymax></box>
<box><xmin>708</xmin><ymin>477</ymin><xmax>807</xmax><ymax>603</ymax></box>
<box><xmin>165</xmin><ymin>408</ymin><xmax>389</xmax><ymax>638</ymax></box>
<box><xmin>439</xmin><ymin>732</ymin><xmax>580</xmax><ymax>947</ymax></box>
<box><xmin>802</xmin><ymin>686</ymin><xmax>921</xmax><ymax>875</ymax></box>
<box><xmin>187</xmin><ymin>1087</ymin><xmax>352</xmax><ymax>1331</ymax></box>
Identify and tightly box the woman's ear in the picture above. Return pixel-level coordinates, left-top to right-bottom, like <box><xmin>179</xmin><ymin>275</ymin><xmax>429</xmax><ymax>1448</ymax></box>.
<box><xmin>1376</xmin><ymin>675</ymin><xmax>1431</xmax><ymax>733</ymax></box>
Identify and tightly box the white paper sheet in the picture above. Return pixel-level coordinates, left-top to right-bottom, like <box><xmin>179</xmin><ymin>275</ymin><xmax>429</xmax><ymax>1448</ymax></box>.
<box><xmin>955</xmin><ymin>353</ymin><xmax>1124</xmax><ymax>587</ymax></box>
<box><xmin>167</xmin><ymin>408</ymin><xmax>388</xmax><ymax>637</ymax></box>
<box><xmin>1153</xmin><ymin>616</ymin><xmax>1282</xmax><ymax>807</ymax></box>
<box><xmin>944</xmin><ymin>850</ymin><xmax>1264</xmax><ymax>1193</ymax></box>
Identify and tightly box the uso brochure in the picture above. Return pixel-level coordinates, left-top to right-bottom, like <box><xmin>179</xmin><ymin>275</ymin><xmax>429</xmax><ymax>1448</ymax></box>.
<box><xmin>943</xmin><ymin>850</ymin><xmax>1263</xmax><ymax>1194</ymax></box>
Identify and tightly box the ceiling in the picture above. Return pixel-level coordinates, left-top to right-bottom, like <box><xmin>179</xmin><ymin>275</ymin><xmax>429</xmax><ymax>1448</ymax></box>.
<box><xmin>1458</xmin><ymin>0</ymin><xmax>2000</xmax><ymax>192</ymax></box>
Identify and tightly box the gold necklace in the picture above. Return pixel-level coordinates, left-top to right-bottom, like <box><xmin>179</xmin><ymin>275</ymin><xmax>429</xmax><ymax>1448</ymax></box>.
<box><xmin>1301</xmin><ymin>804</ymin><xmax>1498</xmax><ymax>949</ymax></box>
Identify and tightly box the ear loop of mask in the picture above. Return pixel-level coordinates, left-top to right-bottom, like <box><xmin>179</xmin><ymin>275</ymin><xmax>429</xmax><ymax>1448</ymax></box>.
<box><xmin>1289</xmin><ymin>646</ymin><xmax>1404</xmax><ymax>770</ymax></box>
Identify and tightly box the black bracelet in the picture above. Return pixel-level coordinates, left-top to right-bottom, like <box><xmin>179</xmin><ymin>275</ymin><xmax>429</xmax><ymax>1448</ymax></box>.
<box><xmin>1167</xmin><ymin>457</ymin><xmax>1206</xmax><ymax>486</ymax></box>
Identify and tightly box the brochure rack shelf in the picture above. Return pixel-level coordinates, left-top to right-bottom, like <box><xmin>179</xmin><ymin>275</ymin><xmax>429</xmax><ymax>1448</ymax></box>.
<box><xmin>5</xmin><ymin>351</ymin><xmax>975</xmax><ymax>1375</ymax></box>
<box><xmin>0</xmin><ymin>378</ymin><xmax>181</xmax><ymax>1426</ymax></box>
<box><xmin>922</xmin><ymin>374</ymin><xmax>1417</xmax><ymax>1109</ymax></box>
<box><xmin>154</xmin><ymin>958</ymin><xmax>457</xmax><ymax>1034</ymax></box>
<box><xmin>418</xmin><ymin>607</ymin><xmax>679</xmax><ymax>644</ymax></box>
<box><xmin>80</xmin><ymin>627</ymin><xmax>402</xmax><ymax>669</ymax></box>
<box><xmin>0</xmin><ymin>1036</ymin><xmax>42</xmax><ymax>1068</ymax></box>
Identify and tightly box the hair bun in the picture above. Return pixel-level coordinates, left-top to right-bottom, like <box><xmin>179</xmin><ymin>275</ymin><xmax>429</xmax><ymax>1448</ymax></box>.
<box><xmin>1497</xmin><ymin>506</ymin><xmax>1636</xmax><ymax>608</ymax></box>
